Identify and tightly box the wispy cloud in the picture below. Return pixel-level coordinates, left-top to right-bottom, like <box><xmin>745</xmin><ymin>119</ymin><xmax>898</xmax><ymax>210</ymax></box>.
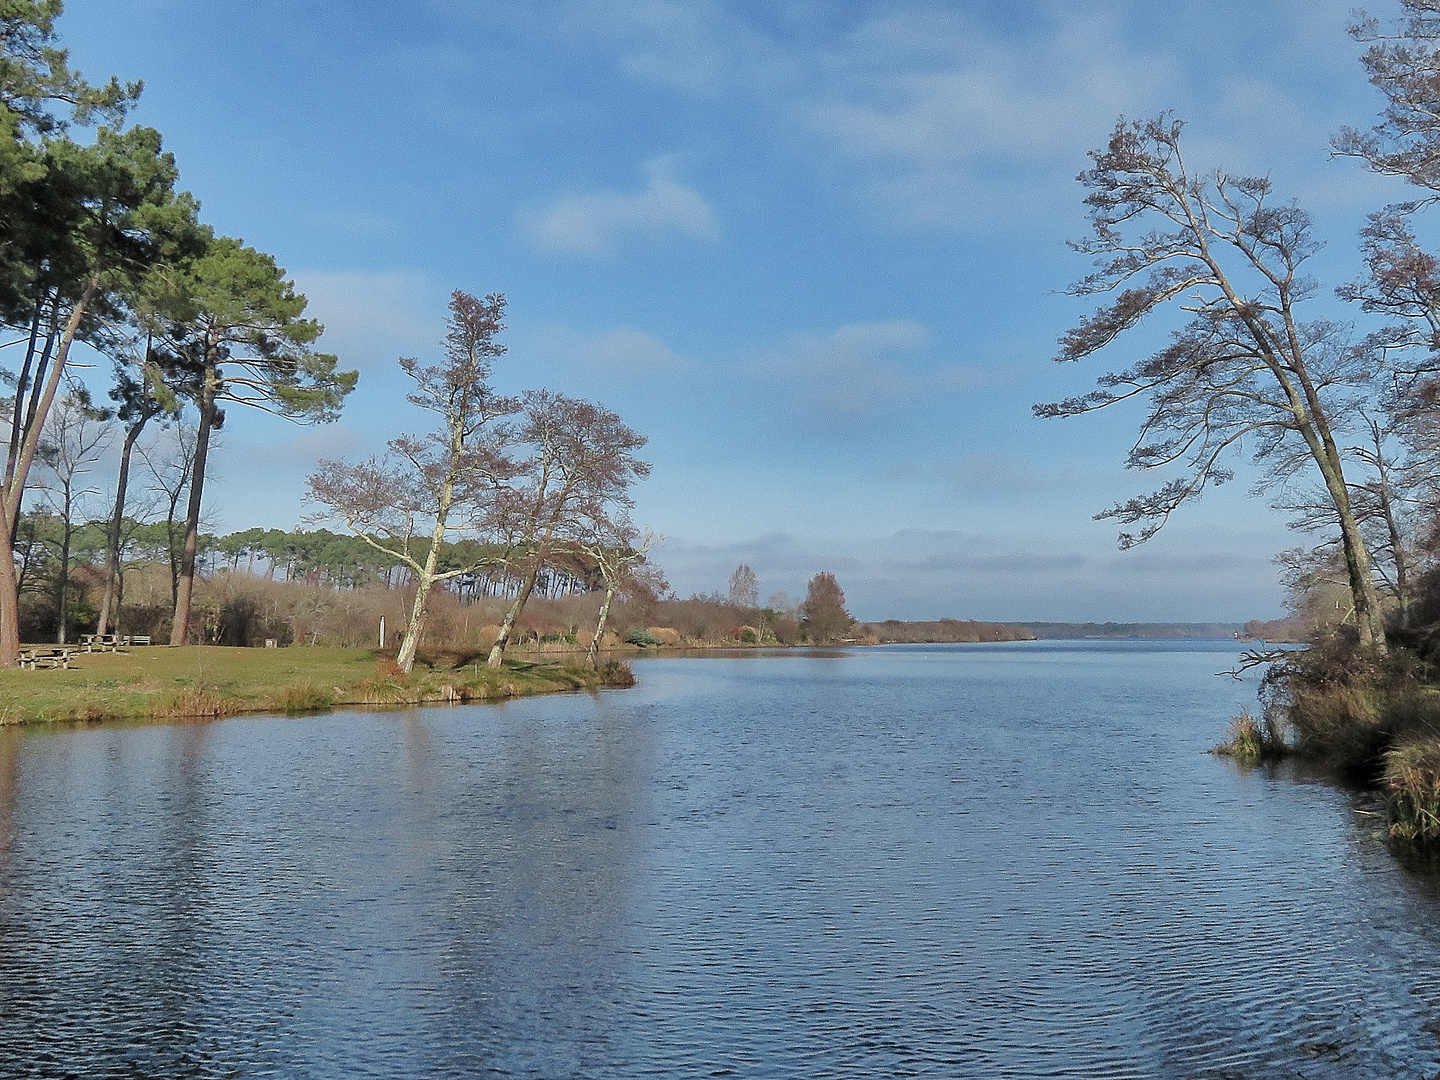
<box><xmin>748</xmin><ymin>320</ymin><xmax>1003</xmax><ymax>425</ymax></box>
<box><xmin>519</xmin><ymin>158</ymin><xmax>718</xmax><ymax>256</ymax></box>
<box><xmin>552</xmin><ymin>2</ymin><xmax>1379</xmax><ymax>228</ymax></box>
<box><xmin>553</xmin><ymin>0</ymin><xmax>783</xmax><ymax>98</ymax></box>
<box><xmin>531</xmin><ymin>324</ymin><xmax>687</xmax><ymax>374</ymax></box>
<box><xmin>754</xmin><ymin>320</ymin><xmax>933</xmax><ymax>417</ymax></box>
<box><xmin>290</xmin><ymin>269</ymin><xmax>443</xmax><ymax>370</ymax></box>
<box><xmin>797</xmin><ymin>8</ymin><xmax>1178</xmax><ymax>227</ymax></box>
<box><xmin>550</xmin><ymin>3</ymin><xmax>1173</xmax><ymax>227</ymax></box>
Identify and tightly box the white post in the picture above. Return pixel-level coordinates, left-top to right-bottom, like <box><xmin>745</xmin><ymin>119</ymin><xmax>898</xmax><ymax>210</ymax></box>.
<box><xmin>379</xmin><ymin>615</ymin><xmax>386</xmax><ymax>649</ymax></box>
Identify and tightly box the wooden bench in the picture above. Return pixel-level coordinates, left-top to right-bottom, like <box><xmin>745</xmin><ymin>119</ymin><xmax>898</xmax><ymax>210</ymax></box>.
<box><xmin>19</xmin><ymin>647</ymin><xmax>75</xmax><ymax>670</ymax></box>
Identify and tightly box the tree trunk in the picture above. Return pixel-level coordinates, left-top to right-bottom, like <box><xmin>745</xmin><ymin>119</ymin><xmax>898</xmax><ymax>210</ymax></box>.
<box><xmin>98</xmin><ymin>423</ymin><xmax>144</xmax><ymax>636</ymax></box>
<box><xmin>587</xmin><ymin>583</ymin><xmax>617</xmax><ymax>667</ymax></box>
<box><xmin>1197</xmin><ymin>235</ymin><xmax>1387</xmax><ymax>654</ymax></box>
<box><xmin>0</xmin><ymin>510</ymin><xmax>20</xmax><ymax>664</ymax></box>
<box><xmin>1332</xmin><ymin>514</ymin><xmax>1387</xmax><ymax>652</ymax></box>
<box><xmin>170</xmin><ymin>363</ymin><xmax>218</xmax><ymax>646</ymax></box>
<box><xmin>2</xmin><ymin>282</ymin><xmax>94</xmax><ymax>532</ymax></box>
<box><xmin>1389</xmin><ymin>510</ymin><xmax>1411</xmax><ymax>630</ymax></box>
<box><xmin>395</xmin><ymin>579</ymin><xmax>431</xmax><ymax>674</ymax></box>
<box><xmin>7</xmin><ymin>299</ymin><xmax>47</xmax><ymax>491</ymax></box>
<box><xmin>395</xmin><ymin>526</ymin><xmax>446</xmax><ymax>675</ymax></box>
<box><xmin>0</xmin><ymin>281</ymin><xmax>96</xmax><ymax>664</ymax></box>
<box><xmin>1375</xmin><ymin>460</ymin><xmax>1411</xmax><ymax>630</ymax></box>
<box><xmin>1320</xmin><ymin>462</ymin><xmax>1387</xmax><ymax>652</ymax></box>
<box><xmin>488</xmin><ymin>560</ymin><xmax>541</xmax><ymax>669</ymax></box>
<box><xmin>1283</xmin><ymin>363</ymin><xmax>1388</xmax><ymax>653</ymax></box>
<box><xmin>56</xmin><ymin>508</ymin><xmax>70</xmax><ymax>645</ymax></box>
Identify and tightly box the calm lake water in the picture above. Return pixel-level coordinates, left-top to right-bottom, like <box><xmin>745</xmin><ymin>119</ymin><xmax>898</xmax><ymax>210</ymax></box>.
<box><xmin>1</xmin><ymin>640</ymin><xmax>1439</xmax><ymax>1079</ymax></box>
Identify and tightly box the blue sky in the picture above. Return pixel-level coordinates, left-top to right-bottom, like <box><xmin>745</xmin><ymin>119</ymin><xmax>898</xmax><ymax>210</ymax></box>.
<box><xmin>53</xmin><ymin>0</ymin><xmax>1418</xmax><ymax>621</ymax></box>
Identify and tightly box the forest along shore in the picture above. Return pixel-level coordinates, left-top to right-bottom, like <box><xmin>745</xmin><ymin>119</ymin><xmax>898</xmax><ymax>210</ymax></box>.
<box><xmin>0</xmin><ymin>647</ymin><xmax>634</xmax><ymax>726</ymax></box>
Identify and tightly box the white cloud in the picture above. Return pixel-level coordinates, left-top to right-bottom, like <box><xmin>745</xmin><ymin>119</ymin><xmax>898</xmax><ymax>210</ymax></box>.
<box><xmin>553</xmin><ymin>0</ymin><xmax>782</xmax><ymax>98</ymax></box>
<box><xmin>796</xmin><ymin>8</ymin><xmax>1178</xmax><ymax>227</ymax></box>
<box><xmin>750</xmin><ymin>320</ymin><xmax>1003</xmax><ymax>423</ymax></box>
<box><xmin>289</xmin><ymin>269</ymin><xmax>442</xmax><ymax>370</ymax></box>
<box><xmin>552</xmin><ymin>1</ymin><xmax>1383</xmax><ymax>230</ymax></box>
<box><xmin>575</xmin><ymin>0</ymin><xmax>730</xmax><ymax>96</ymax></box>
<box><xmin>519</xmin><ymin>159</ymin><xmax>718</xmax><ymax>256</ymax></box>
<box><xmin>531</xmin><ymin>324</ymin><xmax>687</xmax><ymax>374</ymax></box>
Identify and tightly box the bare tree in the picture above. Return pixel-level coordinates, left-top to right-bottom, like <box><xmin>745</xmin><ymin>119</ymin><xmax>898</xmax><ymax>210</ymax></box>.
<box><xmin>766</xmin><ymin>591</ymin><xmax>797</xmax><ymax>618</ymax></box>
<box><xmin>1338</xmin><ymin>2</ymin><xmax>1440</xmax><ymax>198</ymax></box>
<box><xmin>33</xmin><ymin>386</ymin><xmax>113</xmax><ymax>642</ymax></box>
<box><xmin>1349</xmin><ymin>417</ymin><xmax>1423</xmax><ymax>625</ymax></box>
<box><xmin>1332</xmin><ymin>4</ymin><xmax>1440</xmax><ymax>630</ymax></box>
<box><xmin>307</xmin><ymin>291</ymin><xmax>516</xmax><ymax>673</ymax></box>
<box><xmin>1035</xmin><ymin>115</ymin><xmax>1387</xmax><ymax>651</ymax></box>
<box><xmin>138</xmin><ymin>421</ymin><xmax>207</xmax><ymax>610</ymax></box>
<box><xmin>728</xmin><ymin>563</ymin><xmax>758</xmax><ymax>608</ymax></box>
<box><xmin>486</xmin><ymin>390</ymin><xmax>650</xmax><ymax>669</ymax></box>
<box><xmin>578</xmin><ymin>519</ymin><xmax>657</xmax><ymax>667</ymax></box>
<box><xmin>1270</xmin><ymin>408</ymin><xmax>1427</xmax><ymax>629</ymax></box>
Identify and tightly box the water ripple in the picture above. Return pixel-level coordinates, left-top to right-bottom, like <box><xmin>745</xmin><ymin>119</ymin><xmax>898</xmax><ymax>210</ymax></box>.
<box><xmin>0</xmin><ymin>641</ymin><xmax>1437</xmax><ymax>1077</ymax></box>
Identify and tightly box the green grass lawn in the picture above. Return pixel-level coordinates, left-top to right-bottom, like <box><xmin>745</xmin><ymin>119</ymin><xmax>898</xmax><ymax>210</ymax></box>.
<box><xmin>0</xmin><ymin>646</ymin><xmax>633</xmax><ymax>725</ymax></box>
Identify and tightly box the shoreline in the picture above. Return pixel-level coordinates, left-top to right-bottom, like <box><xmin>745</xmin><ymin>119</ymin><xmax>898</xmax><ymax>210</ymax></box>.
<box><xmin>1</xmin><ymin>635</ymin><xmax>1260</xmax><ymax>729</ymax></box>
<box><xmin>0</xmin><ymin>646</ymin><xmax>634</xmax><ymax>727</ymax></box>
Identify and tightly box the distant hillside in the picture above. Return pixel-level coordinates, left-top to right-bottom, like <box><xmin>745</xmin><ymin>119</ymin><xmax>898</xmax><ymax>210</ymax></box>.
<box><xmin>862</xmin><ymin>619</ymin><xmax>1037</xmax><ymax>643</ymax></box>
<box><xmin>1011</xmin><ymin>622</ymin><xmax>1244</xmax><ymax>639</ymax></box>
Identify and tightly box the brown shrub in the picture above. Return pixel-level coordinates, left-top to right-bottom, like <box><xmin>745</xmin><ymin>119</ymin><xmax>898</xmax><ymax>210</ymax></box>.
<box><xmin>165</xmin><ymin>688</ymin><xmax>237</xmax><ymax>719</ymax></box>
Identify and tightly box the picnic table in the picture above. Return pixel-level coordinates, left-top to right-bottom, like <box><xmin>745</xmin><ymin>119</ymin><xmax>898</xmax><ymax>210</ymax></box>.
<box><xmin>78</xmin><ymin>634</ymin><xmax>151</xmax><ymax>652</ymax></box>
<box><xmin>19</xmin><ymin>646</ymin><xmax>75</xmax><ymax>670</ymax></box>
<box><xmin>18</xmin><ymin>634</ymin><xmax>157</xmax><ymax>668</ymax></box>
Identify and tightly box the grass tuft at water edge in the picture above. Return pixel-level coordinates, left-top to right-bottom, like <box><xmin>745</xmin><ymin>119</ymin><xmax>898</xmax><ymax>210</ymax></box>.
<box><xmin>1212</xmin><ymin>708</ymin><xmax>1288</xmax><ymax>765</ymax></box>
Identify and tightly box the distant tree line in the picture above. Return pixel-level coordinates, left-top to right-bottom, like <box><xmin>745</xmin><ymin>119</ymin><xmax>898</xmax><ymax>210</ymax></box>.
<box><xmin>862</xmin><ymin>620</ymin><xmax>1035</xmax><ymax>644</ymax></box>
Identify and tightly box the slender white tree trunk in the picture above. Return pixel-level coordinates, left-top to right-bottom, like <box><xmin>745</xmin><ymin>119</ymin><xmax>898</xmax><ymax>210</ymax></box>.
<box><xmin>587</xmin><ymin>583</ymin><xmax>617</xmax><ymax>667</ymax></box>
<box><xmin>488</xmin><ymin>560</ymin><xmax>540</xmax><ymax>669</ymax></box>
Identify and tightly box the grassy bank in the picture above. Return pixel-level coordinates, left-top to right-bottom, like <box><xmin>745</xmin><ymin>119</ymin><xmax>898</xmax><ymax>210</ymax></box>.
<box><xmin>1214</xmin><ymin>640</ymin><xmax>1440</xmax><ymax>844</ymax></box>
<box><xmin>0</xmin><ymin>646</ymin><xmax>634</xmax><ymax>726</ymax></box>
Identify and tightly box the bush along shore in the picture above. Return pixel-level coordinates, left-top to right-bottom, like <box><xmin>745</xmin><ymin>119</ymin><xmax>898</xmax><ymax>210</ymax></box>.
<box><xmin>0</xmin><ymin>646</ymin><xmax>634</xmax><ymax>726</ymax></box>
<box><xmin>1214</xmin><ymin>635</ymin><xmax>1440</xmax><ymax>847</ymax></box>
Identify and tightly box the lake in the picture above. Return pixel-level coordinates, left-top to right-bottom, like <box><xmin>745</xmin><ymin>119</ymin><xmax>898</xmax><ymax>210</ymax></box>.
<box><xmin>1</xmin><ymin>640</ymin><xmax>1438</xmax><ymax>1078</ymax></box>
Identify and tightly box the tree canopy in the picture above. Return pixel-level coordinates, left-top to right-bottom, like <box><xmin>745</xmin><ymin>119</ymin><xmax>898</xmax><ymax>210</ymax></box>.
<box><xmin>1036</xmin><ymin>115</ymin><xmax>1387</xmax><ymax>651</ymax></box>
